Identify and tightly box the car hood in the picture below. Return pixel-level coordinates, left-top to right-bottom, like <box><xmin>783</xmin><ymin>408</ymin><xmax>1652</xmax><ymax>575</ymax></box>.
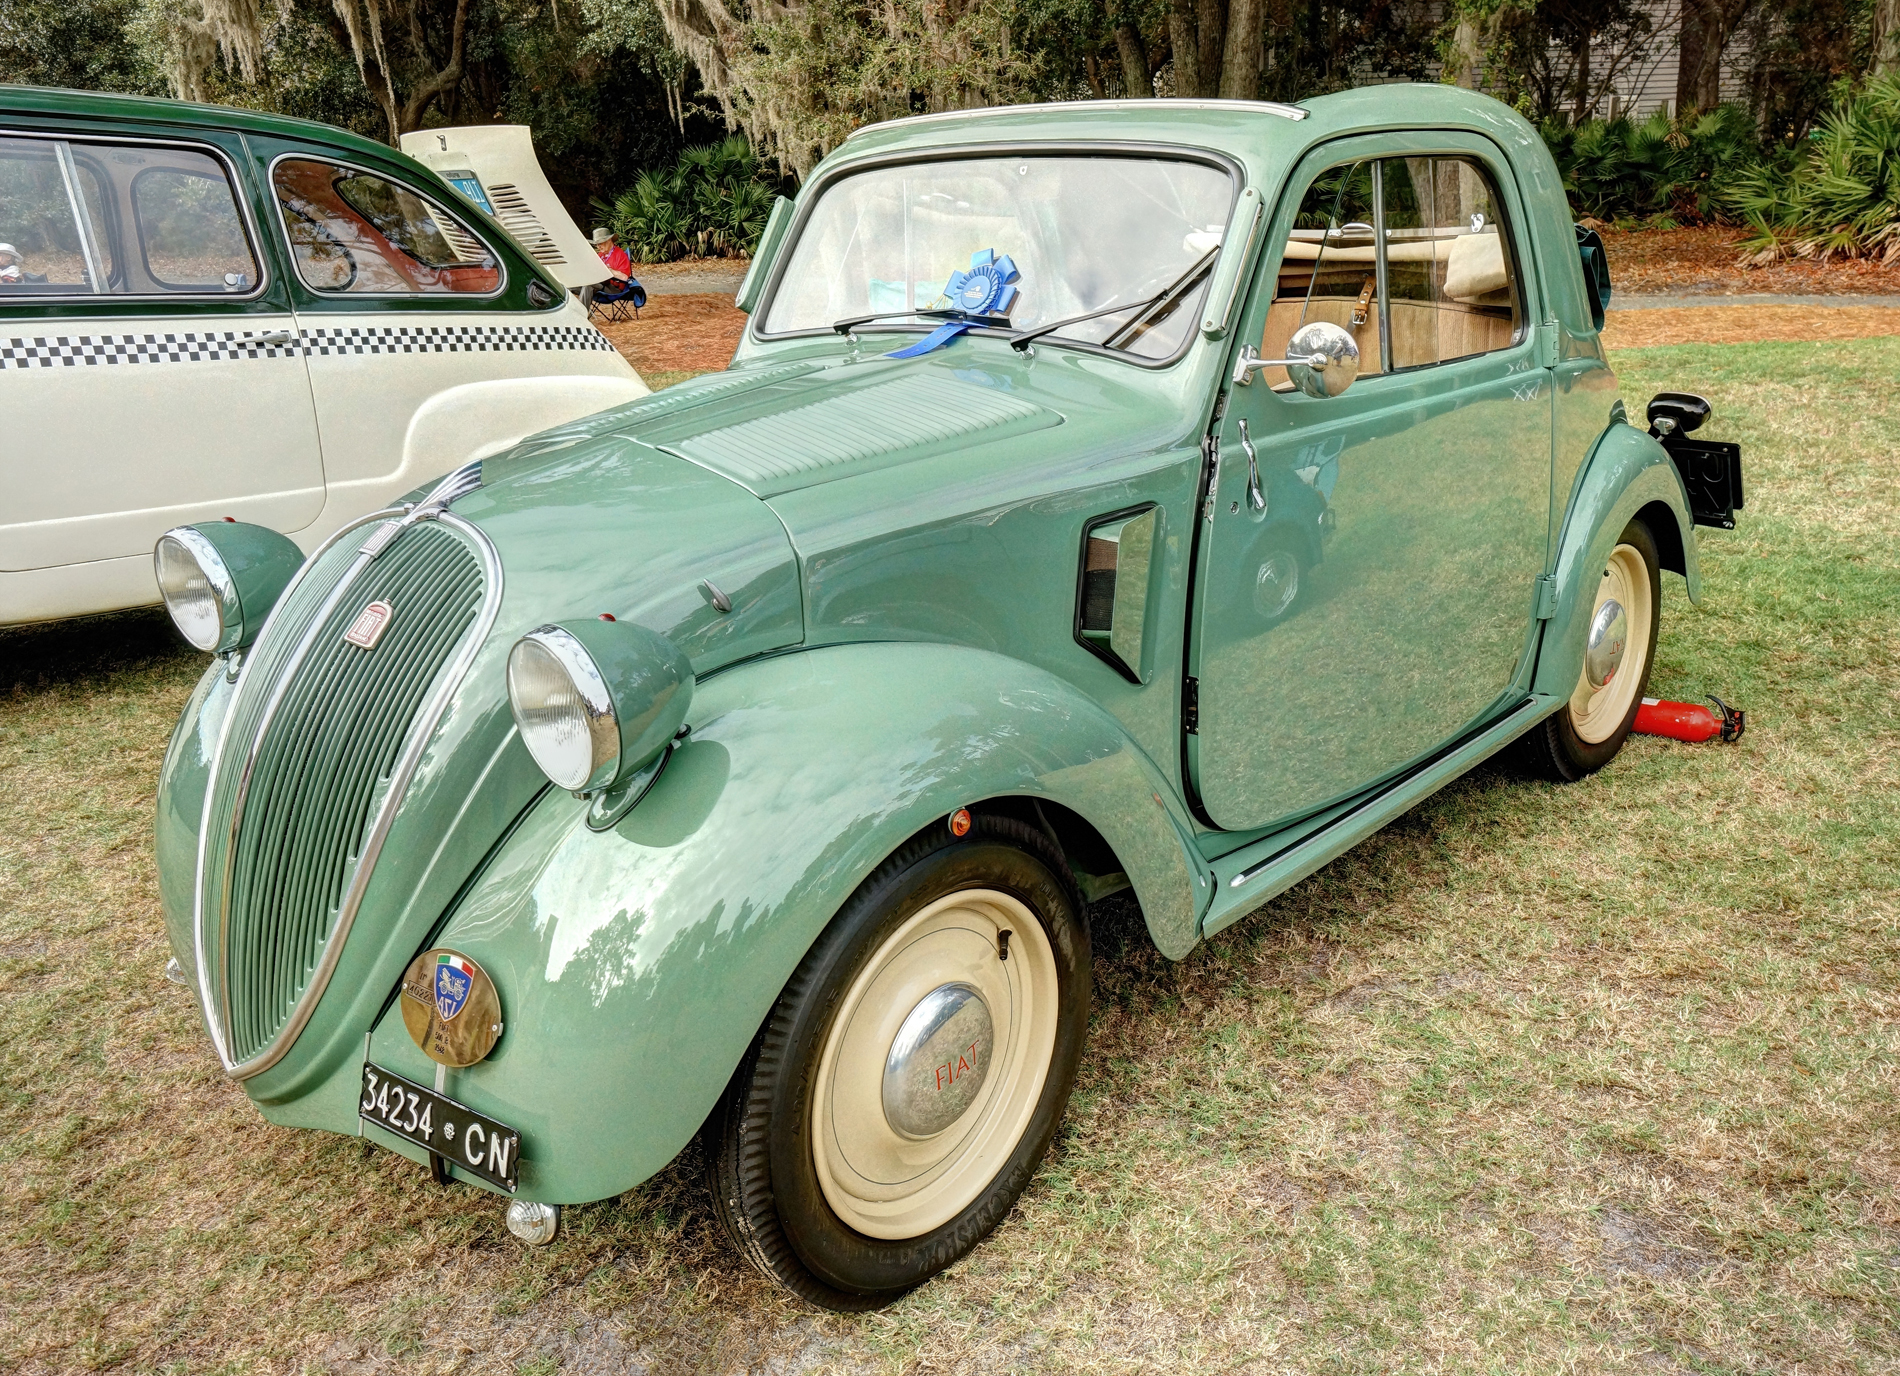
<box><xmin>492</xmin><ymin>353</ymin><xmax>1067</xmax><ymax>499</ymax></box>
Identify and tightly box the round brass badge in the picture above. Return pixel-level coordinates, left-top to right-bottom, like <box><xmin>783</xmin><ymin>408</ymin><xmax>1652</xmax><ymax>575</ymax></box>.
<box><xmin>400</xmin><ymin>948</ymin><xmax>504</xmax><ymax>1067</ymax></box>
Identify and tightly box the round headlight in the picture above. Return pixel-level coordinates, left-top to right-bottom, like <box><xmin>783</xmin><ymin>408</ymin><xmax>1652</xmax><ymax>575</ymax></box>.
<box><xmin>155</xmin><ymin>528</ymin><xmax>238</xmax><ymax>652</ymax></box>
<box><xmin>507</xmin><ymin>628</ymin><xmax>620</xmax><ymax>792</ymax></box>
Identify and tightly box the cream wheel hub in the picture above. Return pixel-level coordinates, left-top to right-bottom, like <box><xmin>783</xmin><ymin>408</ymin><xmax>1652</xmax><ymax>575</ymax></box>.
<box><xmin>812</xmin><ymin>889</ymin><xmax>1058</xmax><ymax>1239</ymax></box>
<box><xmin>1569</xmin><ymin>542</ymin><xmax>1653</xmax><ymax>744</ymax></box>
<box><xmin>882</xmin><ymin>982</ymin><xmax>993</xmax><ymax>1139</ymax></box>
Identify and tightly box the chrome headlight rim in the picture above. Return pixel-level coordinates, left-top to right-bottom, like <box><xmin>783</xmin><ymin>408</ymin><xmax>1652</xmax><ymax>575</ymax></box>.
<box><xmin>507</xmin><ymin>625</ymin><xmax>622</xmax><ymax>793</ymax></box>
<box><xmin>155</xmin><ymin>526</ymin><xmax>242</xmax><ymax>654</ymax></box>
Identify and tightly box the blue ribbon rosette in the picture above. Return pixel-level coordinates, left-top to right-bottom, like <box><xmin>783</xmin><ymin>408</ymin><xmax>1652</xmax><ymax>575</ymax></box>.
<box><xmin>886</xmin><ymin>248</ymin><xmax>1021</xmax><ymax>358</ymax></box>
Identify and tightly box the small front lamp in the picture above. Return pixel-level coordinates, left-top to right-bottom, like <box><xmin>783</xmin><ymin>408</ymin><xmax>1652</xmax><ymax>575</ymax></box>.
<box><xmin>153</xmin><ymin>522</ymin><xmax>305</xmax><ymax>654</ymax></box>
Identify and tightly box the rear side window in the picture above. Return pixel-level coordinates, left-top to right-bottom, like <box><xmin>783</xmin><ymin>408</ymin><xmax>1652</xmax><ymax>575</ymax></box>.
<box><xmin>0</xmin><ymin>135</ymin><xmax>255</xmax><ymax>298</ymax></box>
<box><xmin>133</xmin><ymin>158</ymin><xmax>257</xmax><ymax>291</ymax></box>
<box><xmin>274</xmin><ymin>158</ymin><xmax>500</xmax><ymax>295</ymax></box>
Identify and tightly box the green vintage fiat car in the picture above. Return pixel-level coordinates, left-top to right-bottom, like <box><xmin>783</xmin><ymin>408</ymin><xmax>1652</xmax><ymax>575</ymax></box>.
<box><xmin>153</xmin><ymin>85</ymin><xmax>1743</xmax><ymax>1309</ymax></box>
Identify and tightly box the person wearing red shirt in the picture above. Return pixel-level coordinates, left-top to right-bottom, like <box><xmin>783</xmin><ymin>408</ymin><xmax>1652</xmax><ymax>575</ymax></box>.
<box><xmin>592</xmin><ymin>227</ymin><xmax>633</xmax><ymax>282</ymax></box>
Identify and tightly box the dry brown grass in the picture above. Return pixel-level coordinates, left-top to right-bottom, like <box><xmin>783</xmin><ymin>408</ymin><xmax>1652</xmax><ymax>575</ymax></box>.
<box><xmin>1</xmin><ymin>341</ymin><xmax>1896</xmax><ymax>1373</ymax></box>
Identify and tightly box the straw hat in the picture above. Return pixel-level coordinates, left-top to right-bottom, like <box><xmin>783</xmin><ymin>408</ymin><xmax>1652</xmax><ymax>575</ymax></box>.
<box><xmin>591</xmin><ymin>227</ymin><xmax>614</xmax><ymax>244</ymax></box>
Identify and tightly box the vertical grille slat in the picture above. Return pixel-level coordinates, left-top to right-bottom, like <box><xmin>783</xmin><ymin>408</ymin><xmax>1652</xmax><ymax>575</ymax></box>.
<box><xmin>203</xmin><ymin>519</ymin><xmax>486</xmax><ymax>1067</ymax></box>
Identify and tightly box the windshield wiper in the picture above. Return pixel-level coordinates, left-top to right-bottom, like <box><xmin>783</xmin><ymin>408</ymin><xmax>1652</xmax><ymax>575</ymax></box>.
<box><xmin>1007</xmin><ymin>248</ymin><xmax>1218</xmax><ymax>353</ymax></box>
<box><xmin>831</xmin><ymin>307</ymin><xmax>1011</xmax><ymax>335</ymax></box>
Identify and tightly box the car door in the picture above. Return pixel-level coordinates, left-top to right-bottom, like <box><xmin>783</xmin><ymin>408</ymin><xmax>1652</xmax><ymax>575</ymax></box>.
<box><xmin>0</xmin><ymin>128</ymin><xmax>325</xmax><ymax>585</ymax></box>
<box><xmin>1188</xmin><ymin>135</ymin><xmax>1553</xmax><ymax>831</ymax></box>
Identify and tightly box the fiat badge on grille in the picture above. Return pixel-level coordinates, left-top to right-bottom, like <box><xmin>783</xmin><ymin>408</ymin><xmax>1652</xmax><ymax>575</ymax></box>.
<box><xmin>343</xmin><ymin>600</ymin><xmax>394</xmax><ymax>649</ymax></box>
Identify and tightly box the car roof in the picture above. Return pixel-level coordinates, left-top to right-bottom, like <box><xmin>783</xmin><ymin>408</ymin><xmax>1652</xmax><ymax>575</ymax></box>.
<box><xmin>829</xmin><ymin>85</ymin><xmax>1547</xmax><ymax>186</ymax></box>
<box><xmin>0</xmin><ymin>84</ymin><xmax>404</xmax><ymax>166</ymax></box>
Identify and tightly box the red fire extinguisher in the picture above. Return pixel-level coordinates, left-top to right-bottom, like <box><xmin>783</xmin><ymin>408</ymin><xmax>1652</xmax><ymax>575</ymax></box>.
<box><xmin>1632</xmin><ymin>696</ymin><xmax>1746</xmax><ymax>743</ymax></box>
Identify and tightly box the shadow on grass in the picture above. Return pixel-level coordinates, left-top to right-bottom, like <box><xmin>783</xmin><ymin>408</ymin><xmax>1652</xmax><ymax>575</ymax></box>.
<box><xmin>0</xmin><ymin>607</ymin><xmax>193</xmax><ymax>698</ymax></box>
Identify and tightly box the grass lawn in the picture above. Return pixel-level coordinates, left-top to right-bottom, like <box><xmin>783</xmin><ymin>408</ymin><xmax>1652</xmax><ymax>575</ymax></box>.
<box><xmin>2</xmin><ymin>341</ymin><xmax>1895</xmax><ymax>1373</ymax></box>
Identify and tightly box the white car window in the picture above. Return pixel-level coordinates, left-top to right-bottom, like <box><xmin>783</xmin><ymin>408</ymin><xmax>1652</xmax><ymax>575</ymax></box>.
<box><xmin>274</xmin><ymin>157</ymin><xmax>500</xmax><ymax>295</ymax></box>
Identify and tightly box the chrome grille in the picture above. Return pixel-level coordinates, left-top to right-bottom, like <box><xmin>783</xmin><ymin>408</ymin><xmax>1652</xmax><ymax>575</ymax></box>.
<box><xmin>201</xmin><ymin>516</ymin><xmax>486</xmax><ymax>1070</ymax></box>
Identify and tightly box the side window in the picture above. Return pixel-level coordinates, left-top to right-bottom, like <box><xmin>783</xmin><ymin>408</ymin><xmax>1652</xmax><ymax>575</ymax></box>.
<box><xmin>0</xmin><ymin>135</ymin><xmax>260</xmax><ymax>298</ymax></box>
<box><xmin>1262</xmin><ymin>161</ymin><xmax>1383</xmax><ymax>384</ymax></box>
<box><xmin>1263</xmin><ymin>154</ymin><xmax>1522</xmax><ymax>386</ymax></box>
<box><xmin>1380</xmin><ymin>157</ymin><xmax>1520</xmax><ymax>368</ymax></box>
<box><xmin>274</xmin><ymin>158</ymin><xmax>500</xmax><ymax>296</ymax></box>
<box><xmin>0</xmin><ymin>136</ymin><xmax>97</xmax><ymax>294</ymax></box>
<box><xmin>130</xmin><ymin>154</ymin><xmax>258</xmax><ymax>292</ymax></box>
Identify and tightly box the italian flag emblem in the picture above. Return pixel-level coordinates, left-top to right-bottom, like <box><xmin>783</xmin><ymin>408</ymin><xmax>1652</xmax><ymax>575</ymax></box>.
<box><xmin>434</xmin><ymin>952</ymin><xmax>476</xmax><ymax>1022</ymax></box>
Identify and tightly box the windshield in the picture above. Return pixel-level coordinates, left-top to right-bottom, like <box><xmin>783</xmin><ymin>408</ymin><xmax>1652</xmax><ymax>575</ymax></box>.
<box><xmin>760</xmin><ymin>155</ymin><xmax>1235</xmax><ymax>361</ymax></box>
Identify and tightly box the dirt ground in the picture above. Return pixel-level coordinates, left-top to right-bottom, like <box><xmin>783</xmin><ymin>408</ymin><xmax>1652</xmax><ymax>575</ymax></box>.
<box><xmin>1598</xmin><ymin>223</ymin><xmax>1900</xmax><ymax>296</ymax></box>
<box><xmin>595</xmin><ymin>294</ymin><xmax>748</xmax><ymax>375</ymax></box>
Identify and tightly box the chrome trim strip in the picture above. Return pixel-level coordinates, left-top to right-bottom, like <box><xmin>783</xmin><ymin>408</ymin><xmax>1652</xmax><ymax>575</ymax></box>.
<box><xmin>844</xmin><ymin>99</ymin><xmax>1308</xmax><ymax>141</ymax></box>
<box><xmin>225</xmin><ymin>510</ymin><xmax>503</xmax><ymax>1080</ymax></box>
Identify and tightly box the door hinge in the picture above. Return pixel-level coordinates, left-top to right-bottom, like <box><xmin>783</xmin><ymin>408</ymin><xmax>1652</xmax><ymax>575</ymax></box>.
<box><xmin>1535</xmin><ymin>320</ymin><xmax>1560</xmax><ymax>369</ymax></box>
<box><xmin>1534</xmin><ymin>574</ymin><xmax>1558</xmax><ymax>620</ymax></box>
<box><xmin>1183</xmin><ymin>676</ymin><xmax>1200</xmax><ymax>733</ymax></box>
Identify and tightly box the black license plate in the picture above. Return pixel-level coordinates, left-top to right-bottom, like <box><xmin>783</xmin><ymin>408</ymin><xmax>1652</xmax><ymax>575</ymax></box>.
<box><xmin>359</xmin><ymin>1062</ymin><xmax>521</xmax><ymax>1193</ymax></box>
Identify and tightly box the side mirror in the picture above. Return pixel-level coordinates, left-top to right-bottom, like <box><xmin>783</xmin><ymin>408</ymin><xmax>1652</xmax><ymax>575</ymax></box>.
<box><xmin>1231</xmin><ymin>320</ymin><xmax>1360</xmax><ymax>397</ymax></box>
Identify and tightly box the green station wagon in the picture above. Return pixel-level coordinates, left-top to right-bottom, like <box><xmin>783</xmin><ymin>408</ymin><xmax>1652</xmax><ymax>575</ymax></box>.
<box><xmin>153</xmin><ymin>85</ymin><xmax>1744</xmax><ymax>1310</ymax></box>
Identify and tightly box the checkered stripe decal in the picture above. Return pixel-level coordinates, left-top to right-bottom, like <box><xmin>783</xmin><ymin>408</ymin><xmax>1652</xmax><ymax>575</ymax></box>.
<box><xmin>0</xmin><ymin>323</ymin><xmax>617</xmax><ymax>370</ymax></box>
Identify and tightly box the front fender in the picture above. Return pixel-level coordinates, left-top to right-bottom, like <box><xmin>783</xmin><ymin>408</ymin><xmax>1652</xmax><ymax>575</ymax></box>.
<box><xmin>1535</xmin><ymin>421</ymin><xmax>1699</xmax><ymax>700</ymax></box>
<box><xmin>357</xmin><ymin>642</ymin><xmax>1210</xmax><ymax>1202</ymax></box>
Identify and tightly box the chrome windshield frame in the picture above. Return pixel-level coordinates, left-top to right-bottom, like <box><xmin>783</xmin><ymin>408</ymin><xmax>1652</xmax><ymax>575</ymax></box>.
<box><xmin>749</xmin><ymin>142</ymin><xmax>1242</xmax><ymax>370</ymax></box>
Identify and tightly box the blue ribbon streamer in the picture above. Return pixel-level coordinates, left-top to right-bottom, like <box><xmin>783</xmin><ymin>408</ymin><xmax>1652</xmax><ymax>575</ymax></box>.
<box><xmin>884</xmin><ymin>248</ymin><xmax>1021</xmax><ymax>358</ymax></box>
<box><xmin>885</xmin><ymin>321</ymin><xmax>974</xmax><ymax>358</ymax></box>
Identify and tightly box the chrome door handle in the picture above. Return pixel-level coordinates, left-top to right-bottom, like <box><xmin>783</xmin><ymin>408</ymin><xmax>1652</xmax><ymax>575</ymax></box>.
<box><xmin>253</xmin><ymin>330</ymin><xmax>294</xmax><ymax>348</ymax></box>
<box><xmin>1237</xmin><ymin>418</ymin><xmax>1265</xmax><ymax>512</ymax></box>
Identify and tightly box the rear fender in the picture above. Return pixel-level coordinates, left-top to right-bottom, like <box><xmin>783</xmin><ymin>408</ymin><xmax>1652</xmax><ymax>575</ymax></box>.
<box><xmin>1535</xmin><ymin>421</ymin><xmax>1699</xmax><ymax>700</ymax></box>
<box><xmin>358</xmin><ymin>642</ymin><xmax>1210</xmax><ymax>1202</ymax></box>
<box><xmin>401</xmin><ymin>376</ymin><xmax>649</xmax><ymax>480</ymax></box>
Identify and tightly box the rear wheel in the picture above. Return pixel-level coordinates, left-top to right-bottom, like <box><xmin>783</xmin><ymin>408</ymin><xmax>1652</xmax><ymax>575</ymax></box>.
<box><xmin>706</xmin><ymin>814</ymin><xmax>1090</xmax><ymax>1311</ymax></box>
<box><xmin>1519</xmin><ymin>516</ymin><xmax>1661</xmax><ymax>781</ymax></box>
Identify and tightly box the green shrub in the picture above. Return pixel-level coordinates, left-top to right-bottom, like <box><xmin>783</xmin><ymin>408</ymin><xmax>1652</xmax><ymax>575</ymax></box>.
<box><xmin>1728</xmin><ymin>77</ymin><xmax>1900</xmax><ymax>264</ymax></box>
<box><xmin>1540</xmin><ymin>105</ymin><xmax>1766</xmax><ymax>226</ymax></box>
<box><xmin>596</xmin><ymin>136</ymin><xmax>778</xmax><ymax>263</ymax></box>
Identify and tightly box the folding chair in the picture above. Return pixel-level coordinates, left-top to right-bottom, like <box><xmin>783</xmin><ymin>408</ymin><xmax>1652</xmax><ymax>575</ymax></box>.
<box><xmin>588</xmin><ymin>276</ymin><xmax>646</xmax><ymax>323</ymax></box>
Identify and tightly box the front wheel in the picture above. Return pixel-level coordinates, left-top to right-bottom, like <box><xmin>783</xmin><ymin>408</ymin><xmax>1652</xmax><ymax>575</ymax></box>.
<box><xmin>1518</xmin><ymin>516</ymin><xmax>1662</xmax><ymax>781</ymax></box>
<box><xmin>706</xmin><ymin>814</ymin><xmax>1090</xmax><ymax>1311</ymax></box>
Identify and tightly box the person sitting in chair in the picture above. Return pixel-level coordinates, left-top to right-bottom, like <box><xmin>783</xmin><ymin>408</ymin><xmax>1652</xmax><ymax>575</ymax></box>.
<box><xmin>592</xmin><ymin>227</ymin><xmax>633</xmax><ymax>285</ymax></box>
<box><xmin>0</xmin><ymin>244</ymin><xmax>23</xmax><ymax>284</ymax></box>
<box><xmin>585</xmin><ymin>228</ymin><xmax>646</xmax><ymax>321</ymax></box>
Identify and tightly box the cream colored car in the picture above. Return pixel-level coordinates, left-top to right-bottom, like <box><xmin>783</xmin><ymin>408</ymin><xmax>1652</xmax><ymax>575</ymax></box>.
<box><xmin>1</xmin><ymin>87</ymin><xmax>642</xmax><ymax>625</ymax></box>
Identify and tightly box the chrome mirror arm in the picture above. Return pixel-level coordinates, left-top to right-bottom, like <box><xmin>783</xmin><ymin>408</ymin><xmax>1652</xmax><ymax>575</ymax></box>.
<box><xmin>1232</xmin><ymin>345</ymin><xmax>1327</xmax><ymax>386</ymax></box>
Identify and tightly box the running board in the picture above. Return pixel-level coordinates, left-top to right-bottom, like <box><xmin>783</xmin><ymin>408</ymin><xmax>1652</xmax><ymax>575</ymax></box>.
<box><xmin>1200</xmin><ymin>695</ymin><xmax>1560</xmax><ymax>940</ymax></box>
